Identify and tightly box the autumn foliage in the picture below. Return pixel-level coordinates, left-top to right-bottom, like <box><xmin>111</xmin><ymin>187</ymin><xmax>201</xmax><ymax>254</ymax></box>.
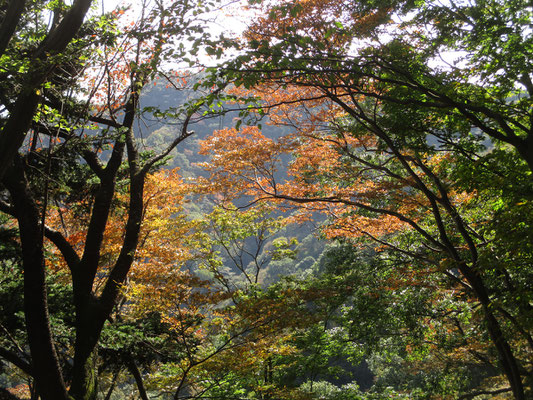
<box><xmin>1</xmin><ymin>0</ymin><xmax>532</xmax><ymax>399</ymax></box>
<box><xmin>195</xmin><ymin>0</ymin><xmax>533</xmax><ymax>398</ymax></box>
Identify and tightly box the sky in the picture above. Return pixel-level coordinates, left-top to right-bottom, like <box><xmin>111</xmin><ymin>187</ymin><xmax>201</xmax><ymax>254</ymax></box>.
<box><xmin>96</xmin><ymin>0</ymin><xmax>250</xmax><ymax>66</ymax></box>
<box><xmin>99</xmin><ymin>0</ymin><xmax>249</xmax><ymax>36</ymax></box>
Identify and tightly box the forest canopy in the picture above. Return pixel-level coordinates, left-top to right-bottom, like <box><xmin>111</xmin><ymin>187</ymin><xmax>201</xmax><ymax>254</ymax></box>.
<box><xmin>0</xmin><ymin>0</ymin><xmax>531</xmax><ymax>400</ymax></box>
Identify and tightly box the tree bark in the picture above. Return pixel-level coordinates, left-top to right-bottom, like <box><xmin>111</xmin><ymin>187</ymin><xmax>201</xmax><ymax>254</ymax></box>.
<box><xmin>2</xmin><ymin>160</ymin><xmax>70</xmax><ymax>400</ymax></box>
<box><xmin>0</xmin><ymin>0</ymin><xmax>26</xmax><ymax>57</ymax></box>
<box><xmin>516</xmin><ymin>134</ymin><xmax>533</xmax><ymax>174</ymax></box>
<box><xmin>0</xmin><ymin>0</ymin><xmax>94</xmax><ymax>181</ymax></box>
<box><xmin>69</xmin><ymin>298</ymin><xmax>100</xmax><ymax>400</ymax></box>
<box><xmin>69</xmin><ymin>94</ymin><xmax>145</xmax><ymax>400</ymax></box>
<box><xmin>124</xmin><ymin>353</ymin><xmax>149</xmax><ymax>400</ymax></box>
<box><xmin>461</xmin><ymin>268</ymin><xmax>526</xmax><ymax>400</ymax></box>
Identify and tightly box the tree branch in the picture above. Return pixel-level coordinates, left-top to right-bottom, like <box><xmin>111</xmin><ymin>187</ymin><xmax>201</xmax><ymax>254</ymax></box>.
<box><xmin>0</xmin><ymin>0</ymin><xmax>26</xmax><ymax>57</ymax></box>
<box><xmin>0</xmin><ymin>346</ymin><xmax>33</xmax><ymax>376</ymax></box>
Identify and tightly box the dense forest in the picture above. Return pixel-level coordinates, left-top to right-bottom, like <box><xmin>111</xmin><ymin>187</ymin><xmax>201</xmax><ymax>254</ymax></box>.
<box><xmin>0</xmin><ymin>0</ymin><xmax>531</xmax><ymax>399</ymax></box>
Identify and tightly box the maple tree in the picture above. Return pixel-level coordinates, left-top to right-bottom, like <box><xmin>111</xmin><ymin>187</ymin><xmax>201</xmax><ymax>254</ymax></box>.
<box><xmin>198</xmin><ymin>0</ymin><xmax>533</xmax><ymax>398</ymax></box>
<box><xmin>84</xmin><ymin>182</ymin><xmax>312</xmax><ymax>400</ymax></box>
<box><xmin>190</xmin><ymin>203</ymin><xmax>298</xmax><ymax>291</ymax></box>
<box><xmin>138</xmin><ymin>201</ymin><xmax>306</xmax><ymax>400</ymax></box>
<box><xmin>0</xmin><ymin>0</ymin><xmax>224</xmax><ymax>398</ymax></box>
<box><xmin>200</xmin><ymin>98</ymin><xmax>533</xmax><ymax>398</ymax></box>
<box><xmin>199</xmin><ymin>105</ymin><xmax>533</xmax><ymax>397</ymax></box>
<box><xmin>220</xmin><ymin>0</ymin><xmax>533</xmax><ymax>171</ymax></box>
<box><xmin>44</xmin><ymin>167</ymin><xmax>231</xmax><ymax>400</ymax></box>
<box><xmin>0</xmin><ymin>0</ymin><xmax>531</xmax><ymax>399</ymax></box>
<box><xmin>1</xmin><ymin>151</ymin><xmax>317</xmax><ymax>400</ymax></box>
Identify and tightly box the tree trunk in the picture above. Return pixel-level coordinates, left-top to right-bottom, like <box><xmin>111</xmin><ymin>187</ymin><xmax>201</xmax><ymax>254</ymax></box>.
<box><xmin>0</xmin><ymin>0</ymin><xmax>94</xmax><ymax>181</ymax></box>
<box><xmin>69</xmin><ymin>298</ymin><xmax>100</xmax><ymax>400</ymax></box>
<box><xmin>69</xmin><ymin>347</ymin><xmax>98</xmax><ymax>400</ymax></box>
<box><xmin>516</xmin><ymin>134</ymin><xmax>533</xmax><ymax>175</ymax></box>
<box><xmin>461</xmin><ymin>267</ymin><xmax>526</xmax><ymax>400</ymax></box>
<box><xmin>0</xmin><ymin>0</ymin><xmax>26</xmax><ymax>57</ymax></box>
<box><xmin>124</xmin><ymin>353</ymin><xmax>149</xmax><ymax>400</ymax></box>
<box><xmin>2</xmin><ymin>162</ymin><xmax>70</xmax><ymax>400</ymax></box>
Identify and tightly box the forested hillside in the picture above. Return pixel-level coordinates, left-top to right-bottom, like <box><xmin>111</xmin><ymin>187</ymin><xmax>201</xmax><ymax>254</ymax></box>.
<box><xmin>0</xmin><ymin>0</ymin><xmax>531</xmax><ymax>399</ymax></box>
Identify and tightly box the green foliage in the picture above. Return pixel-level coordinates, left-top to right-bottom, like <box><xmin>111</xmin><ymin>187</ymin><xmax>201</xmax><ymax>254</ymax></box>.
<box><xmin>1</xmin><ymin>1</ymin><xmax>532</xmax><ymax>399</ymax></box>
<box><xmin>195</xmin><ymin>0</ymin><xmax>533</xmax><ymax>397</ymax></box>
<box><xmin>191</xmin><ymin>204</ymin><xmax>299</xmax><ymax>289</ymax></box>
<box><xmin>292</xmin><ymin>243</ymin><xmax>501</xmax><ymax>398</ymax></box>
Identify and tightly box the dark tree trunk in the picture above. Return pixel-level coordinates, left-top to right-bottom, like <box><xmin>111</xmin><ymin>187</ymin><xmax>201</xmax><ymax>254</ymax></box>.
<box><xmin>516</xmin><ymin>134</ymin><xmax>533</xmax><ymax>175</ymax></box>
<box><xmin>3</xmin><ymin>161</ymin><xmax>70</xmax><ymax>400</ymax></box>
<box><xmin>460</xmin><ymin>267</ymin><xmax>526</xmax><ymax>400</ymax></box>
<box><xmin>0</xmin><ymin>0</ymin><xmax>94</xmax><ymax>181</ymax></box>
<box><xmin>69</xmin><ymin>300</ymin><xmax>100</xmax><ymax>400</ymax></box>
<box><xmin>124</xmin><ymin>353</ymin><xmax>149</xmax><ymax>400</ymax></box>
<box><xmin>0</xmin><ymin>0</ymin><xmax>26</xmax><ymax>57</ymax></box>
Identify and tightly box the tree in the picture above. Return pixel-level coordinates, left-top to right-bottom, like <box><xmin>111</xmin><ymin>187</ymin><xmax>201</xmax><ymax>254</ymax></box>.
<box><xmin>198</xmin><ymin>1</ymin><xmax>533</xmax><ymax>397</ymax></box>
<box><xmin>221</xmin><ymin>0</ymin><xmax>533</xmax><ymax>172</ymax></box>
<box><xmin>305</xmin><ymin>244</ymin><xmax>505</xmax><ymax>398</ymax></box>
<box><xmin>0</xmin><ymin>0</ymin><xmax>94</xmax><ymax>180</ymax></box>
<box><xmin>0</xmin><ymin>1</ymin><xmax>221</xmax><ymax>398</ymax></box>
<box><xmin>199</xmin><ymin>90</ymin><xmax>533</xmax><ymax>399</ymax></box>
<box><xmin>190</xmin><ymin>203</ymin><xmax>298</xmax><ymax>291</ymax></box>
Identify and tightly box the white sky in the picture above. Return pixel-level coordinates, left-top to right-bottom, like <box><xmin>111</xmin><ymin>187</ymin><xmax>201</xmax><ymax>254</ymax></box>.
<box><xmin>98</xmin><ymin>0</ymin><xmax>249</xmax><ymax>36</ymax></box>
<box><xmin>96</xmin><ymin>0</ymin><xmax>250</xmax><ymax>66</ymax></box>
